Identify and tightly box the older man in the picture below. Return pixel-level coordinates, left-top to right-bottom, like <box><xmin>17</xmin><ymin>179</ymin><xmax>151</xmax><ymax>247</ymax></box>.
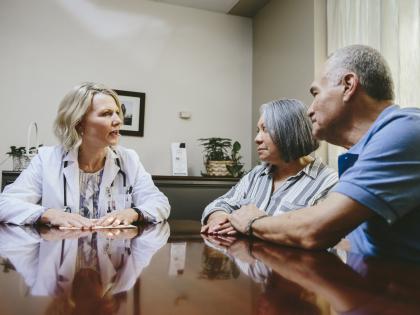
<box><xmin>228</xmin><ymin>45</ymin><xmax>420</xmax><ymax>259</ymax></box>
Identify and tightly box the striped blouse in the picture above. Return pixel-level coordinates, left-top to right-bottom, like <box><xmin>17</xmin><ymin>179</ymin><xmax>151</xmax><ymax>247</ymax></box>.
<box><xmin>202</xmin><ymin>158</ymin><xmax>338</xmax><ymax>223</ymax></box>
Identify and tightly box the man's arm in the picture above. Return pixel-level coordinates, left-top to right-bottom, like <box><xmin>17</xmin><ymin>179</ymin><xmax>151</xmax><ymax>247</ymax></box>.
<box><xmin>230</xmin><ymin>192</ymin><xmax>374</xmax><ymax>249</ymax></box>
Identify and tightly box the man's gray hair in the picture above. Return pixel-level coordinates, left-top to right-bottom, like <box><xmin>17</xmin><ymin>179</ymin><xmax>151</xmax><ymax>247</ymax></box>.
<box><xmin>260</xmin><ymin>99</ymin><xmax>319</xmax><ymax>162</ymax></box>
<box><xmin>326</xmin><ymin>45</ymin><xmax>394</xmax><ymax>101</ymax></box>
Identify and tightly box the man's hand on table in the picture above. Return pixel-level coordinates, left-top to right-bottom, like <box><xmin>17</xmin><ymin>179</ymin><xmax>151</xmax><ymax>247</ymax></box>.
<box><xmin>229</xmin><ymin>204</ymin><xmax>266</xmax><ymax>234</ymax></box>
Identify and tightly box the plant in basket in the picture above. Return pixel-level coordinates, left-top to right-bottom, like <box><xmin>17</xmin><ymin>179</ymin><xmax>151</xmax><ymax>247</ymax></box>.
<box><xmin>6</xmin><ymin>122</ymin><xmax>42</xmax><ymax>171</ymax></box>
<box><xmin>198</xmin><ymin>137</ymin><xmax>244</xmax><ymax>177</ymax></box>
<box><xmin>6</xmin><ymin>145</ymin><xmax>42</xmax><ymax>171</ymax></box>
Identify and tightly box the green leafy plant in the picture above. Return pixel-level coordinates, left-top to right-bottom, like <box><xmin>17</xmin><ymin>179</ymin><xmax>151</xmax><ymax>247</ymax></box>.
<box><xmin>198</xmin><ymin>138</ymin><xmax>244</xmax><ymax>177</ymax></box>
<box><xmin>198</xmin><ymin>137</ymin><xmax>232</xmax><ymax>161</ymax></box>
<box><xmin>6</xmin><ymin>146</ymin><xmax>27</xmax><ymax>157</ymax></box>
<box><xmin>6</xmin><ymin>145</ymin><xmax>43</xmax><ymax>171</ymax></box>
<box><xmin>6</xmin><ymin>145</ymin><xmax>42</xmax><ymax>157</ymax></box>
<box><xmin>227</xmin><ymin>141</ymin><xmax>244</xmax><ymax>177</ymax></box>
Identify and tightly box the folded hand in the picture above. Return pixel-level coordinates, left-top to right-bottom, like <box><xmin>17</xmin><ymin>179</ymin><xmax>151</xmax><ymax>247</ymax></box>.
<box><xmin>201</xmin><ymin>211</ymin><xmax>237</xmax><ymax>235</ymax></box>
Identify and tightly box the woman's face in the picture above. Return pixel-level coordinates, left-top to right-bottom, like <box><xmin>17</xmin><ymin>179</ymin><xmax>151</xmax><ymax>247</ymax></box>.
<box><xmin>255</xmin><ymin>115</ymin><xmax>282</xmax><ymax>164</ymax></box>
<box><xmin>79</xmin><ymin>93</ymin><xmax>122</xmax><ymax>149</ymax></box>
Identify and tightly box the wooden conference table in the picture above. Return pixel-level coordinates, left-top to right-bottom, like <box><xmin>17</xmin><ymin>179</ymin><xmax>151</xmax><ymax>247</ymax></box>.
<box><xmin>0</xmin><ymin>220</ymin><xmax>419</xmax><ymax>315</ymax></box>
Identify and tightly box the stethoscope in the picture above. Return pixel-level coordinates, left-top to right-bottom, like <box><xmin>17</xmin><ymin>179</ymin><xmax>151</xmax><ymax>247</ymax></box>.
<box><xmin>58</xmin><ymin>232</ymin><xmax>133</xmax><ymax>282</ymax></box>
<box><xmin>63</xmin><ymin>151</ymin><xmax>128</xmax><ymax>214</ymax></box>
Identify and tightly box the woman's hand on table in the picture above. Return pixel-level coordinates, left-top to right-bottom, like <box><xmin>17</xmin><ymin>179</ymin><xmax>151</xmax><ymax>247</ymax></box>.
<box><xmin>201</xmin><ymin>211</ymin><xmax>237</xmax><ymax>235</ymax></box>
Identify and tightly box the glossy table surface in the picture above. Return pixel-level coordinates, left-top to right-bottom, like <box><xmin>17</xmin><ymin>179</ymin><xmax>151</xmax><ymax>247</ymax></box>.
<box><xmin>0</xmin><ymin>220</ymin><xmax>419</xmax><ymax>315</ymax></box>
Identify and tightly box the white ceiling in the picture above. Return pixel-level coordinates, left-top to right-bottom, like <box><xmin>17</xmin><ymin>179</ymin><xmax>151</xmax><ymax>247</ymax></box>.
<box><xmin>148</xmin><ymin>0</ymin><xmax>240</xmax><ymax>14</ymax></box>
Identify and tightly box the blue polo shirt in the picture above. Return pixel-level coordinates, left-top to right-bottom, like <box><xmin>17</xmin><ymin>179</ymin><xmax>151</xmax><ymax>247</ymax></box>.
<box><xmin>332</xmin><ymin>105</ymin><xmax>420</xmax><ymax>261</ymax></box>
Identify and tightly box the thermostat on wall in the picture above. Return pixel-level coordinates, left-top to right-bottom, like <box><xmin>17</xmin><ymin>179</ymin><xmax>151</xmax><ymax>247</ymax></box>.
<box><xmin>178</xmin><ymin>111</ymin><xmax>191</xmax><ymax>119</ymax></box>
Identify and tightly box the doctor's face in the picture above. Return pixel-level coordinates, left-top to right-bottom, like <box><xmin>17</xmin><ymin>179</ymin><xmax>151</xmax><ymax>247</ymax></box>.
<box><xmin>80</xmin><ymin>93</ymin><xmax>122</xmax><ymax>149</ymax></box>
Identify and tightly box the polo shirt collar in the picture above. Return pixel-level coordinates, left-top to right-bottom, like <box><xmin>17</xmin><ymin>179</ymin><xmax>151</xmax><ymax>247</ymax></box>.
<box><xmin>338</xmin><ymin>104</ymin><xmax>399</xmax><ymax>177</ymax></box>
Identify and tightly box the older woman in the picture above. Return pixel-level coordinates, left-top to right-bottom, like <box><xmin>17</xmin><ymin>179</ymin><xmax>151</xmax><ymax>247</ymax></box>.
<box><xmin>201</xmin><ymin>99</ymin><xmax>337</xmax><ymax>235</ymax></box>
<box><xmin>0</xmin><ymin>82</ymin><xmax>170</xmax><ymax>228</ymax></box>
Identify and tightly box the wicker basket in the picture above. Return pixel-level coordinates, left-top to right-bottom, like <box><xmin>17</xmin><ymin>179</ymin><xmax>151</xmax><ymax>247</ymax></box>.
<box><xmin>205</xmin><ymin>160</ymin><xmax>234</xmax><ymax>177</ymax></box>
<box><xmin>11</xmin><ymin>122</ymin><xmax>39</xmax><ymax>171</ymax></box>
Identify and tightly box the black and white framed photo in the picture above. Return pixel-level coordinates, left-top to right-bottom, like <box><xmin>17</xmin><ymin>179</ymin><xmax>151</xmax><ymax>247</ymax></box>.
<box><xmin>114</xmin><ymin>89</ymin><xmax>145</xmax><ymax>137</ymax></box>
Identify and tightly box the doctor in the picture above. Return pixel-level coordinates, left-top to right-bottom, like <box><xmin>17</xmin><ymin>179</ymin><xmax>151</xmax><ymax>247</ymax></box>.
<box><xmin>0</xmin><ymin>82</ymin><xmax>170</xmax><ymax>228</ymax></box>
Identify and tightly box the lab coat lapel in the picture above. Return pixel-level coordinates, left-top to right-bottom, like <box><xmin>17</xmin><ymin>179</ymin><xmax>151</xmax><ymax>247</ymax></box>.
<box><xmin>99</xmin><ymin>148</ymin><xmax>120</xmax><ymax>212</ymax></box>
<box><xmin>62</xmin><ymin>149</ymin><xmax>80</xmax><ymax>211</ymax></box>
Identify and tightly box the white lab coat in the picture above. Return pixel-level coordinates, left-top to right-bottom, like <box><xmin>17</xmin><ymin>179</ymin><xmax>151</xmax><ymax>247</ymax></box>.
<box><xmin>0</xmin><ymin>222</ymin><xmax>170</xmax><ymax>296</ymax></box>
<box><xmin>0</xmin><ymin>145</ymin><xmax>170</xmax><ymax>224</ymax></box>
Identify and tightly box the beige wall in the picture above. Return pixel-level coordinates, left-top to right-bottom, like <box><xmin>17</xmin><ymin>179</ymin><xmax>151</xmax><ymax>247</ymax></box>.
<box><xmin>0</xmin><ymin>0</ymin><xmax>253</xmax><ymax>176</ymax></box>
<box><xmin>314</xmin><ymin>0</ymin><xmax>329</xmax><ymax>164</ymax></box>
<box><xmin>0</xmin><ymin>0</ymin><xmax>330</xmax><ymax>177</ymax></box>
<box><xmin>252</xmin><ymin>0</ymin><xmax>328</xmax><ymax>166</ymax></box>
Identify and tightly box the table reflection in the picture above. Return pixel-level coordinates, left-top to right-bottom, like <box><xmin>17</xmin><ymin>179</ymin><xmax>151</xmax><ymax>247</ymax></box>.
<box><xmin>1</xmin><ymin>221</ymin><xmax>420</xmax><ymax>315</ymax></box>
<box><xmin>204</xmin><ymin>234</ymin><xmax>420</xmax><ymax>315</ymax></box>
<box><xmin>0</xmin><ymin>223</ymin><xmax>169</xmax><ymax>315</ymax></box>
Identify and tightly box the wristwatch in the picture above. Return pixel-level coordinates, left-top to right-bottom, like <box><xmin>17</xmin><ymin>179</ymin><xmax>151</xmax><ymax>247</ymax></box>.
<box><xmin>132</xmin><ymin>207</ymin><xmax>144</xmax><ymax>223</ymax></box>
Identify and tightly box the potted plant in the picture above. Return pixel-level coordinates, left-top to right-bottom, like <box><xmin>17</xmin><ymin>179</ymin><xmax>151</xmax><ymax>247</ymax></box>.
<box><xmin>198</xmin><ymin>138</ymin><xmax>244</xmax><ymax>177</ymax></box>
<box><xmin>226</xmin><ymin>141</ymin><xmax>244</xmax><ymax>178</ymax></box>
<box><xmin>6</xmin><ymin>145</ymin><xmax>41</xmax><ymax>171</ymax></box>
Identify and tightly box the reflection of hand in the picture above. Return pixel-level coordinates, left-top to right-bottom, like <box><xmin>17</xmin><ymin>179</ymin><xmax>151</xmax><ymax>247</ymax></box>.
<box><xmin>201</xmin><ymin>211</ymin><xmax>237</xmax><ymax>235</ymax></box>
<box><xmin>39</xmin><ymin>227</ymin><xmax>92</xmax><ymax>241</ymax></box>
<box><xmin>202</xmin><ymin>233</ymin><xmax>238</xmax><ymax>251</ymax></box>
<box><xmin>94</xmin><ymin>208</ymin><xmax>138</xmax><ymax>227</ymax></box>
<box><xmin>227</xmin><ymin>239</ymin><xmax>255</xmax><ymax>264</ymax></box>
<box><xmin>229</xmin><ymin>204</ymin><xmax>266</xmax><ymax>234</ymax></box>
<box><xmin>39</xmin><ymin>208</ymin><xmax>93</xmax><ymax>228</ymax></box>
<box><xmin>202</xmin><ymin>235</ymin><xmax>256</xmax><ymax>264</ymax></box>
<box><xmin>96</xmin><ymin>227</ymin><xmax>139</xmax><ymax>240</ymax></box>
<box><xmin>251</xmin><ymin>241</ymin><xmax>326</xmax><ymax>269</ymax></box>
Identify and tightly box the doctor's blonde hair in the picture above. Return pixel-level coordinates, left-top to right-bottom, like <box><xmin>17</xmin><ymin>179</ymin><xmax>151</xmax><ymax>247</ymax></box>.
<box><xmin>54</xmin><ymin>82</ymin><xmax>123</xmax><ymax>150</ymax></box>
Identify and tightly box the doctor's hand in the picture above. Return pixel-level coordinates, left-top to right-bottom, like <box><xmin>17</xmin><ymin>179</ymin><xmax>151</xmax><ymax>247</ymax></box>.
<box><xmin>201</xmin><ymin>211</ymin><xmax>237</xmax><ymax>235</ymax></box>
<box><xmin>39</xmin><ymin>208</ymin><xmax>93</xmax><ymax>229</ymax></box>
<box><xmin>94</xmin><ymin>208</ymin><xmax>139</xmax><ymax>227</ymax></box>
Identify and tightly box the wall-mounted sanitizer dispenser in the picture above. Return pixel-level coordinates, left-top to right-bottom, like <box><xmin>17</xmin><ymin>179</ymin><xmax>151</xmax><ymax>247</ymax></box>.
<box><xmin>171</xmin><ymin>142</ymin><xmax>188</xmax><ymax>176</ymax></box>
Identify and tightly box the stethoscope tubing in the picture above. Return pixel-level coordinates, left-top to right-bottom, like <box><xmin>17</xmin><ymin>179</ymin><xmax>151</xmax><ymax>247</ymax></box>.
<box><xmin>62</xmin><ymin>153</ymin><xmax>127</xmax><ymax>211</ymax></box>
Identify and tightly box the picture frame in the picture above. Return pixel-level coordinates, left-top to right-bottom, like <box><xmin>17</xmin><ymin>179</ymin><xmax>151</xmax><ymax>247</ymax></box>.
<box><xmin>114</xmin><ymin>89</ymin><xmax>145</xmax><ymax>137</ymax></box>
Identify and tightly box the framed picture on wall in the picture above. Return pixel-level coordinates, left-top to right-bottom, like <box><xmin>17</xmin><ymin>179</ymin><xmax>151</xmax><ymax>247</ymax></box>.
<box><xmin>114</xmin><ymin>89</ymin><xmax>146</xmax><ymax>137</ymax></box>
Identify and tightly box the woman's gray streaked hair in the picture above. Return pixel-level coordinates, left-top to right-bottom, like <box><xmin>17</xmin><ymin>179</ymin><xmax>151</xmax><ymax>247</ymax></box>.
<box><xmin>260</xmin><ymin>99</ymin><xmax>319</xmax><ymax>162</ymax></box>
<box><xmin>53</xmin><ymin>82</ymin><xmax>123</xmax><ymax>151</ymax></box>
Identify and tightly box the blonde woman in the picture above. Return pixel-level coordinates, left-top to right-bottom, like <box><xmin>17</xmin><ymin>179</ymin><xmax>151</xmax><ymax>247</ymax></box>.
<box><xmin>0</xmin><ymin>82</ymin><xmax>170</xmax><ymax>228</ymax></box>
